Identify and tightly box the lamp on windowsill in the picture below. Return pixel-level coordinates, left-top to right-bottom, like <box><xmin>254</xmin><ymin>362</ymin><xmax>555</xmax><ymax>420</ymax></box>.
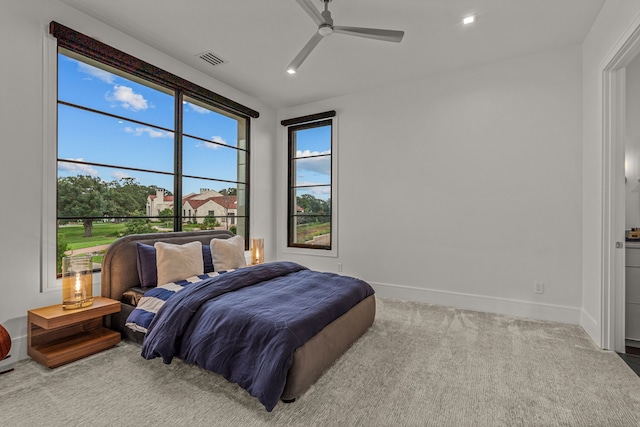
<box><xmin>250</xmin><ymin>238</ymin><xmax>264</xmax><ymax>265</ymax></box>
<box><xmin>62</xmin><ymin>255</ymin><xmax>94</xmax><ymax>309</ymax></box>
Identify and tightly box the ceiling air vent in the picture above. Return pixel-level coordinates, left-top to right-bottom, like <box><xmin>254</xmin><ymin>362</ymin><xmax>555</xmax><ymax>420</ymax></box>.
<box><xmin>196</xmin><ymin>51</ymin><xmax>227</xmax><ymax>68</ymax></box>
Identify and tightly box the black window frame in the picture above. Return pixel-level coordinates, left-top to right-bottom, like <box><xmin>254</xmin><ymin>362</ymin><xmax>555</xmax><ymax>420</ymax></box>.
<box><xmin>285</xmin><ymin>112</ymin><xmax>335</xmax><ymax>250</ymax></box>
<box><xmin>51</xmin><ymin>22</ymin><xmax>256</xmax><ymax>254</ymax></box>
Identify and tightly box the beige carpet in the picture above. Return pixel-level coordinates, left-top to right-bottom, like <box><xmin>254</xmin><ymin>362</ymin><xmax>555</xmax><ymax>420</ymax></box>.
<box><xmin>1</xmin><ymin>298</ymin><xmax>640</xmax><ymax>426</ymax></box>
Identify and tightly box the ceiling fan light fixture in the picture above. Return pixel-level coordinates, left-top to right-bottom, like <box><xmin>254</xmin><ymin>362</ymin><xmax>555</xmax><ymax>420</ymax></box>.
<box><xmin>318</xmin><ymin>25</ymin><xmax>333</xmax><ymax>36</ymax></box>
<box><xmin>463</xmin><ymin>15</ymin><xmax>476</xmax><ymax>25</ymax></box>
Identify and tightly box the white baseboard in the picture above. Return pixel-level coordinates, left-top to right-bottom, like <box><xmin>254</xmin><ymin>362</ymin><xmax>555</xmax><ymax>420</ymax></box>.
<box><xmin>370</xmin><ymin>281</ymin><xmax>581</xmax><ymax>325</ymax></box>
<box><xmin>580</xmin><ymin>309</ymin><xmax>601</xmax><ymax>347</ymax></box>
<box><xmin>0</xmin><ymin>285</ymin><xmax>585</xmax><ymax>371</ymax></box>
<box><xmin>626</xmin><ymin>339</ymin><xmax>640</xmax><ymax>349</ymax></box>
<box><xmin>0</xmin><ymin>335</ymin><xmax>28</xmax><ymax>370</ymax></box>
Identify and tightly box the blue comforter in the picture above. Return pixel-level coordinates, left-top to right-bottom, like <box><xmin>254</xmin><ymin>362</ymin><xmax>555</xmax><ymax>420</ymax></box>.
<box><xmin>141</xmin><ymin>261</ymin><xmax>374</xmax><ymax>411</ymax></box>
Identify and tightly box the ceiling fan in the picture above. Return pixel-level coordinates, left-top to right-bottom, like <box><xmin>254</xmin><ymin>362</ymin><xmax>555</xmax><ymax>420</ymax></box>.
<box><xmin>287</xmin><ymin>0</ymin><xmax>405</xmax><ymax>74</ymax></box>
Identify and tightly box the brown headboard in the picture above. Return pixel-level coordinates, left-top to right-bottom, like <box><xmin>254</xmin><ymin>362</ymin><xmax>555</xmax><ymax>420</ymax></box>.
<box><xmin>101</xmin><ymin>230</ymin><xmax>235</xmax><ymax>300</ymax></box>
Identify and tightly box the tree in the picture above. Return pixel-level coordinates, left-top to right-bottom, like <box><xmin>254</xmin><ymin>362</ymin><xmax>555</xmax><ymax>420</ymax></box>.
<box><xmin>149</xmin><ymin>185</ymin><xmax>173</xmax><ymax>197</ymax></box>
<box><xmin>56</xmin><ymin>236</ymin><xmax>69</xmax><ymax>274</ymax></box>
<box><xmin>57</xmin><ymin>175</ymin><xmax>158</xmax><ymax>237</ymax></box>
<box><xmin>297</xmin><ymin>194</ymin><xmax>329</xmax><ymax>215</ymax></box>
<box><xmin>57</xmin><ymin>175</ymin><xmax>109</xmax><ymax>237</ymax></box>
<box><xmin>108</xmin><ymin>177</ymin><xmax>154</xmax><ymax>219</ymax></box>
<box><xmin>159</xmin><ymin>208</ymin><xmax>173</xmax><ymax>218</ymax></box>
<box><xmin>121</xmin><ymin>219</ymin><xmax>155</xmax><ymax>236</ymax></box>
<box><xmin>219</xmin><ymin>187</ymin><xmax>237</xmax><ymax>196</ymax></box>
<box><xmin>296</xmin><ymin>194</ymin><xmax>330</xmax><ymax>225</ymax></box>
<box><xmin>202</xmin><ymin>215</ymin><xmax>220</xmax><ymax>229</ymax></box>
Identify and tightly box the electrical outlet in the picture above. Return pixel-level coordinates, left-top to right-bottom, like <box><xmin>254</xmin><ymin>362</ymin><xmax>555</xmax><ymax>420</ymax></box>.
<box><xmin>534</xmin><ymin>282</ymin><xmax>544</xmax><ymax>294</ymax></box>
<box><xmin>337</xmin><ymin>263</ymin><xmax>343</xmax><ymax>272</ymax></box>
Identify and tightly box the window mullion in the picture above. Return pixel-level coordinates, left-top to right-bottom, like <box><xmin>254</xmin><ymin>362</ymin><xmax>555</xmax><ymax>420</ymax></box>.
<box><xmin>53</xmin><ymin>28</ymin><xmax>251</xmax><ymax>280</ymax></box>
<box><xmin>174</xmin><ymin>91</ymin><xmax>184</xmax><ymax>231</ymax></box>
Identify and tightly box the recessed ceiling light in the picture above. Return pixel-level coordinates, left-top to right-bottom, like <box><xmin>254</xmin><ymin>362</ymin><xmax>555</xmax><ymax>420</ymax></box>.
<box><xmin>463</xmin><ymin>15</ymin><xmax>476</xmax><ymax>25</ymax></box>
<box><xmin>287</xmin><ymin>68</ymin><xmax>297</xmax><ymax>75</ymax></box>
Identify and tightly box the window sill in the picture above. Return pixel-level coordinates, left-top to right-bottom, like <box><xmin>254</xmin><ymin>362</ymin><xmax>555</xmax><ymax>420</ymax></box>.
<box><xmin>282</xmin><ymin>246</ymin><xmax>337</xmax><ymax>258</ymax></box>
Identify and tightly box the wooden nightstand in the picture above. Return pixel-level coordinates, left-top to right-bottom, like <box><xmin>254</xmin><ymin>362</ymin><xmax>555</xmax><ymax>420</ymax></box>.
<box><xmin>28</xmin><ymin>297</ymin><xmax>121</xmax><ymax>368</ymax></box>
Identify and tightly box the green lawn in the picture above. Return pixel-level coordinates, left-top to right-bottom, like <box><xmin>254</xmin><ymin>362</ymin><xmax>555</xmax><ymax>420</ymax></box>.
<box><xmin>296</xmin><ymin>222</ymin><xmax>330</xmax><ymax>243</ymax></box>
<box><xmin>58</xmin><ymin>222</ymin><xmax>126</xmax><ymax>250</ymax></box>
<box><xmin>57</xmin><ymin>221</ymin><xmax>228</xmax><ymax>274</ymax></box>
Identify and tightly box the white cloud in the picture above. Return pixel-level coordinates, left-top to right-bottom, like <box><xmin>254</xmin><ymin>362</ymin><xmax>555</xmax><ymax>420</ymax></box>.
<box><xmin>58</xmin><ymin>159</ymin><xmax>99</xmax><ymax>176</ymax></box>
<box><xmin>296</xmin><ymin>149</ymin><xmax>331</xmax><ymax>158</ymax></box>
<box><xmin>112</xmin><ymin>170</ymin><xmax>133</xmax><ymax>180</ymax></box>
<box><xmin>107</xmin><ymin>85</ymin><xmax>149</xmax><ymax>111</ymax></box>
<box><xmin>296</xmin><ymin>150</ymin><xmax>331</xmax><ymax>176</ymax></box>
<box><xmin>297</xmin><ymin>185</ymin><xmax>331</xmax><ymax>200</ymax></box>
<box><xmin>77</xmin><ymin>62</ymin><xmax>115</xmax><ymax>84</ymax></box>
<box><xmin>124</xmin><ymin>126</ymin><xmax>173</xmax><ymax>138</ymax></box>
<box><xmin>195</xmin><ymin>136</ymin><xmax>228</xmax><ymax>150</ymax></box>
<box><xmin>186</xmin><ymin>102</ymin><xmax>210</xmax><ymax>114</ymax></box>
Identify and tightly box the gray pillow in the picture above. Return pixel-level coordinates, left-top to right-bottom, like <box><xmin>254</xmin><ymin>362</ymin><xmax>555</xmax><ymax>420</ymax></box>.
<box><xmin>154</xmin><ymin>241</ymin><xmax>204</xmax><ymax>286</ymax></box>
<box><xmin>210</xmin><ymin>235</ymin><xmax>247</xmax><ymax>271</ymax></box>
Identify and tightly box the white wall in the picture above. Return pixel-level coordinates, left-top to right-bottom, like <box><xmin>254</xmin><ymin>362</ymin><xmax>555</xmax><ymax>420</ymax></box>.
<box><xmin>0</xmin><ymin>0</ymin><xmax>277</xmax><ymax>364</ymax></box>
<box><xmin>277</xmin><ymin>45</ymin><xmax>584</xmax><ymax>324</ymax></box>
<box><xmin>581</xmin><ymin>0</ymin><xmax>640</xmax><ymax>347</ymax></box>
<box><xmin>5</xmin><ymin>0</ymin><xmax>640</xmax><ymax>364</ymax></box>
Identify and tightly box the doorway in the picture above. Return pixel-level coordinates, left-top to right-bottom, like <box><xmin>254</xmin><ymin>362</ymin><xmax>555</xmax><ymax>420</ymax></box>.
<box><xmin>624</xmin><ymin>56</ymin><xmax>640</xmax><ymax>353</ymax></box>
<box><xmin>602</xmin><ymin>19</ymin><xmax>640</xmax><ymax>353</ymax></box>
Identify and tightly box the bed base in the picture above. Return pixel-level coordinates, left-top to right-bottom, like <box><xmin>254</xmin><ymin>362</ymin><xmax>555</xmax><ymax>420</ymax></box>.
<box><xmin>281</xmin><ymin>294</ymin><xmax>375</xmax><ymax>400</ymax></box>
<box><xmin>101</xmin><ymin>230</ymin><xmax>376</xmax><ymax>404</ymax></box>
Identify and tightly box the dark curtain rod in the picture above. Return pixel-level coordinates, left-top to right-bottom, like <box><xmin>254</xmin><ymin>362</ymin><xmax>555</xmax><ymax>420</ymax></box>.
<box><xmin>50</xmin><ymin>21</ymin><xmax>259</xmax><ymax>119</ymax></box>
<box><xmin>281</xmin><ymin>110</ymin><xmax>336</xmax><ymax>126</ymax></box>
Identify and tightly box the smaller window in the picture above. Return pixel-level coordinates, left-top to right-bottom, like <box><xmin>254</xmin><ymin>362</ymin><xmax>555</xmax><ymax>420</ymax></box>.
<box><xmin>287</xmin><ymin>119</ymin><xmax>333</xmax><ymax>249</ymax></box>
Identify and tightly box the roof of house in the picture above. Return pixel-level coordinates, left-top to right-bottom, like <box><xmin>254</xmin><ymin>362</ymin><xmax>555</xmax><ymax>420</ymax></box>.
<box><xmin>213</xmin><ymin>196</ymin><xmax>237</xmax><ymax>209</ymax></box>
<box><xmin>183</xmin><ymin>195</ymin><xmax>237</xmax><ymax>210</ymax></box>
<box><xmin>185</xmin><ymin>199</ymin><xmax>209</xmax><ymax>210</ymax></box>
<box><xmin>149</xmin><ymin>195</ymin><xmax>174</xmax><ymax>202</ymax></box>
<box><xmin>189</xmin><ymin>189</ymin><xmax>223</xmax><ymax>200</ymax></box>
<box><xmin>149</xmin><ymin>189</ymin><xmax>236</xmax><ymax>212</ymax></box>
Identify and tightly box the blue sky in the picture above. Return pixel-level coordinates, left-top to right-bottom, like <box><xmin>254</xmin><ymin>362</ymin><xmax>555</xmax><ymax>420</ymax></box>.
<box><xmin>57</xmin><ymin>52</ymin><xmax>332</xmax><ymax>200</ymax></box>
<box><xmin>293</xmin><ymin>126</ymin><xmax>332</xmax><ymax>201</ymax></box>
<box><xmin>57</xmin><ymin>53</ymin><xmax>244</xmax><ymax>196</ymax></box>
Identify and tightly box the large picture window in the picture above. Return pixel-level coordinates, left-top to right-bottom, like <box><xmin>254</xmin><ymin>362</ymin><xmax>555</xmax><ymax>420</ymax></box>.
<box><xmin>285</xmin><ymin>113</ymin><xmax>335</xmax><ymax>250</ymax></box>
<box><xmin>51</xmin><ymin>22</ymin><xmax>257</xmax><ymax>275</ymax></box>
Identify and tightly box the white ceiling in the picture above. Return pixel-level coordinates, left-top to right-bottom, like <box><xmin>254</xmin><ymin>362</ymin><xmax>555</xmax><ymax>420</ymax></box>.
<box><xmin>59</xmin><ymin>0</ymin><xmax>605</xmax><ymax>109</ymax></box>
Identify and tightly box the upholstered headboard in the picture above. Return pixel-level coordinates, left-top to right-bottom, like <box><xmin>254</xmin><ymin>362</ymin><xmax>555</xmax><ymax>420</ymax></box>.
<box><xmin>101</xmin><ymin>230</ymin><xmax>234</xmax><ymax>300</ymax></box>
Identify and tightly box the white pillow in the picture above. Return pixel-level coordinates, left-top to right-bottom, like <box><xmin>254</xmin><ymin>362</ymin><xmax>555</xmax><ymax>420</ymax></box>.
<box><xmin>154</xmin><ymin>241</ymin><xmax>204</xmax><ymax>286</ymax></box>
<box><xmin>210</xmin><ymin>235</ymin><xmax>247</xmax><ymax>271</ymax></box>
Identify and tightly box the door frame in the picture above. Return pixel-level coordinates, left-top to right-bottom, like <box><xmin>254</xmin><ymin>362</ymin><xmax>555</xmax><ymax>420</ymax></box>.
<box><xmin>602</xmin><ymin>19</ymin><xmax>640</xmax><ymax>352</ymax></box>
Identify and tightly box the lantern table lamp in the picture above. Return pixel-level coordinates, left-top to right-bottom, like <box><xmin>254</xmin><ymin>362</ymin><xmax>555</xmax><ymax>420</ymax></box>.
<box><xmin>62</xmin><ymin>255</ymin><xmax>94</xmax><ymax>309</ymax></box>
<box><xmin>250</xmin><ymin>238</ymin><xmax>264</xmax><ymax>265</ymax></box>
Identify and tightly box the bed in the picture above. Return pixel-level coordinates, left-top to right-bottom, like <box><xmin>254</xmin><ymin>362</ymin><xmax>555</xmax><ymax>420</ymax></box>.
<box><xmin>101</xmin><ymin>230</ymin><xmax>376</xmax><ymax>411</ymax></box>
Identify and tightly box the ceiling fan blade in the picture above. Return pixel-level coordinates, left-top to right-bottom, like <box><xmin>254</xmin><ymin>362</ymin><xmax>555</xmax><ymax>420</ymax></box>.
<box><xmin>287</xmin><ymin>32</ymin><xmax>324</xmax><ymax>74</ymax></box>
<box><xmin>333</xmin><ymin>26</ymin><xmax>404</xmax><ymax>43</ymax></box>
<box><xmin>295</xmin><ymin>0</ymin><xmax>326</xmax><ymax>27</ymax></box>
